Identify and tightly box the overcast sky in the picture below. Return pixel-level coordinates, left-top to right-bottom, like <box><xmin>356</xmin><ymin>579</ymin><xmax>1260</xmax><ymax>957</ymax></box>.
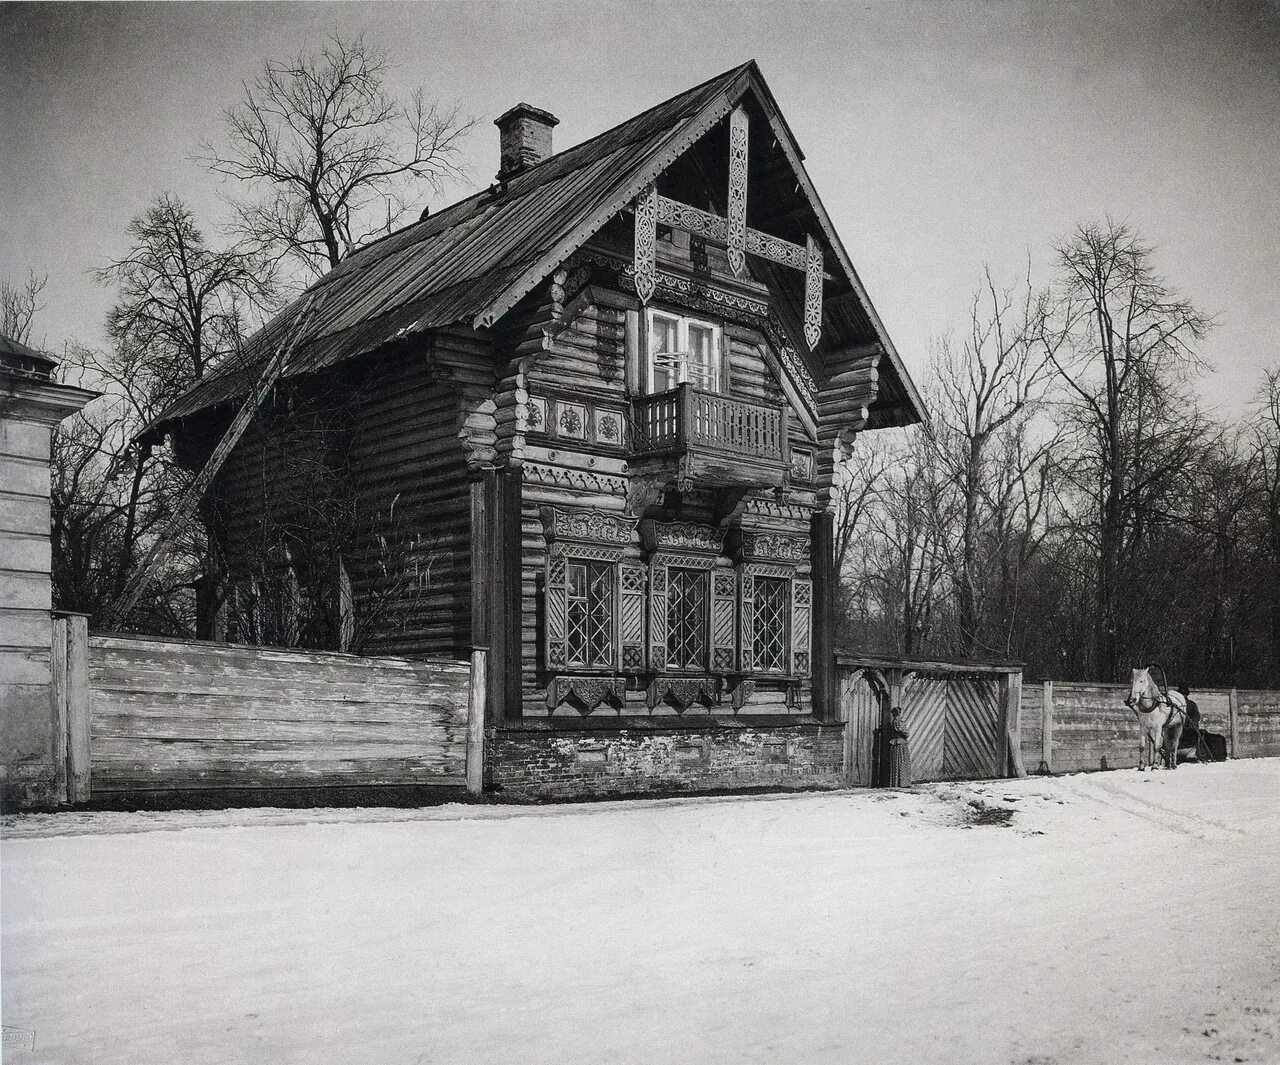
<box><xmin>3</xmin><ymin>0</ymin><xmax>1278</xmax><ymax>416</ymax></box>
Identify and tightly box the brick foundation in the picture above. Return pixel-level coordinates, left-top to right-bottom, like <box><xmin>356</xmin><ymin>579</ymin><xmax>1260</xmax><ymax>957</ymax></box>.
<box><xmin>487</xmin><ymin>719</ymin><xmax>844</xmax><ymax>799</ymax></box>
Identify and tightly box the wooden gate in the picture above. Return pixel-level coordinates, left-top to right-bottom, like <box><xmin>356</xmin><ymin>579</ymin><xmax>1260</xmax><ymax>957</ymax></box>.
<box><xmin>945</xmin><ymin>676</ymin><xmax>1001</xmax><ymax>779</ymax></box>
<box><xmin>841</xmin><ymin>670</ymin><xmax>884</xmax><ymax>786</ymax></box>
<box><xmin>836</xmin><ymin>653</ymin><xmax>1024</xmax><ymax>785</ymax></box>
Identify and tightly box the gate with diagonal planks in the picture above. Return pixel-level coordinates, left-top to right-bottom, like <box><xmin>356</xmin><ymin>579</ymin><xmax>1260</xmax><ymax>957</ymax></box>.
<box><xmin>836</xmin><ymin>652</ymin><xmax>1025</xmax><ymax>785</ymax></box>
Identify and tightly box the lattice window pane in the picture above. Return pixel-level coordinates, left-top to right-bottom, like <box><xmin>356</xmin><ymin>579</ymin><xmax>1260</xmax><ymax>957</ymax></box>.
<box><xmin>666</xmin><ymin>567</ymin><xmax>709</xmax><ymax>670</ymax></box>
<box><xmin>753</xmin><ymin>575</ymin><xmax>790</xmax><ymax>672</ymax></box>
<box><xmin>565</xmin><ymin>560</ymin><xmax>615</xmax><ymax>669</ymax></box>
<box><xmin>586</xmin><ymin>563</ymin><xmax>615</xmax><ymax>666</ymax></box>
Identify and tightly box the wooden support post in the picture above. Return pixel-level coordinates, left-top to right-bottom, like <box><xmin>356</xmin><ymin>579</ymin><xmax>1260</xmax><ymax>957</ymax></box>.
<box><xmin>1041</xmin><ymin>679</ymin><xmax>1054</xmax><ymax>774</ymax></box>
<box><xmin>810</xmin><ymin>511</ymin><xmax>836</xmax><ymax>722</ymax></box>
<box><xmin>1228</xmin><ymin>687</ymin><xmax>1239</xmax><ymax>759</ymax></box>
<box><xmin>50</xmin><ymin>615</ymin><xmax>69</xmax><ymax>804</ymax></box>
<box><xmin>466</xmin><ymin>647</ymin><xmax>488</xmax><ymax>797</ymax></box>
<box><xmin>65</xmin><ymin>614</ymin><xmax>90</xmax><ymax>803</ymax></box>
<box><xmin>1004</xmin><ymin>670</ymin><xmax>1026</xmax><ymax>778</ymax></box>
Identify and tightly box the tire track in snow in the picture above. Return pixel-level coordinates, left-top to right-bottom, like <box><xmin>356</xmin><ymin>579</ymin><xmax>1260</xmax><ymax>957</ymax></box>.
<box><xmin>1054</xmin><ymin>773</ymin><xmax>1237</xmax><ymax>841</ymax></box>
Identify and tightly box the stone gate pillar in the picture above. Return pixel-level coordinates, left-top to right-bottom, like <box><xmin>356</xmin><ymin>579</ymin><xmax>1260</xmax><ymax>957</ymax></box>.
<box><xmin>0</xmin><ymin>336</ymin><xmax>96</xmax><ymax>809</ymax></box>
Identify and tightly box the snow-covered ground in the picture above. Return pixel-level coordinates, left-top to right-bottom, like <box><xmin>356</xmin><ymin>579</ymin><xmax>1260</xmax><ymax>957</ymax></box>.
<box><xmin>3</xmin><ymin>761</ymin><xmax>1278</xmax><ymax>1065</ymax></box>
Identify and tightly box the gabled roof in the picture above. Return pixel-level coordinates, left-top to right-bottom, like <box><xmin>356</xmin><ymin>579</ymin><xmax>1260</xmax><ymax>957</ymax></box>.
<box><xmin>153</xmin><ymin>61</ymin><xmax>923</xmax><ymax>431</ymax></box>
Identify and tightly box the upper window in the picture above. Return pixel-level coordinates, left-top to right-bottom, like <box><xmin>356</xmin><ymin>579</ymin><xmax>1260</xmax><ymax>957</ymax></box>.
<box><xmin>647</xmin><ymin>310</ymin><xmax>721</xmax><ymax>393</ymax></box>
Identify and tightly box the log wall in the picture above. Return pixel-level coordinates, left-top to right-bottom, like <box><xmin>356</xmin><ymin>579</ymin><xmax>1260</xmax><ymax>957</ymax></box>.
<box><xmin>87</xmin><ymin>634</ymin><xmax>470</xmax><ymax>795</ymax></box>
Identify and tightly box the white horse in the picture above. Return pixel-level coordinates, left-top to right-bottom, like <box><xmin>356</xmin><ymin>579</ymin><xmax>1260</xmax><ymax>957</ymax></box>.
<box><xmin>1124</xmin><ymin>666</ymin><xmax>1187</xmax><ymax>770</ymax></box>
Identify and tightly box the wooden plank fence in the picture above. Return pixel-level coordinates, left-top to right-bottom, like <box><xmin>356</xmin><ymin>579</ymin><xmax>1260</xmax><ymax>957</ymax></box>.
<box><xmin>49</xmin><ymin>626</ymin><xmax>480</xmax><ymax>801</ymax></box>
<box><xmin>1020</xmin><ymin>680</ymin><xmax>1280</xmax><ymax>773</ymax></box>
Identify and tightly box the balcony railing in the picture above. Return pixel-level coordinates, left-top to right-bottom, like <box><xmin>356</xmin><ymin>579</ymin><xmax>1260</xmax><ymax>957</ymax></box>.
<box><xmin>631</xmin><ymin>385</ymin><xmax>787</xmax><ymax>467</ymax></box>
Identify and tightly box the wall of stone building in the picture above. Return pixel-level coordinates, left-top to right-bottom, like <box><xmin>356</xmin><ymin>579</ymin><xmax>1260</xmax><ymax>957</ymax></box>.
<box><xmin>0</xmin><ymin>367</ymin><xmax>96</xmax><ymax>809</ymax></box>
<box><xmin>487</xmin><ymin>721</ymin><xmax>845</xmax><ymax>799</ymax></box>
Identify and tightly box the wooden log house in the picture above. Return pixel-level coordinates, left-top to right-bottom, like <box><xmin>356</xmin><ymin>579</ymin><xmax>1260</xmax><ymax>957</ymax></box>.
<box><xmin>148</xmin><ymin>62</ymin><xmax>926</xmax><ymax>796</ymax></box>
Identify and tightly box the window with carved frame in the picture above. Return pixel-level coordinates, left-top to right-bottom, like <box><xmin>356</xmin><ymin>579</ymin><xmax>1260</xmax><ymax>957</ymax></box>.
<box><xmin>541</xmin><ymin>507</ymin><xmax>643</xmax><ymax>675</ymax></box>
<box><xmin>737</xmin><ymin>562</ymin><xmax>813</xmax><ymax>679</ymax></box>
<box><xmin>646</xmin><ymin>309</ymin><xmax>721</xmax><ymax>393</ymax></box>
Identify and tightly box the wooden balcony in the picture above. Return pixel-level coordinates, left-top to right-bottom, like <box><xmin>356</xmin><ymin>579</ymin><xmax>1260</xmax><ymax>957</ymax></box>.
<box><xmin>630</xmin><ymin>385</ymin><xmax>789</xmax><ymax>488</ymax></box>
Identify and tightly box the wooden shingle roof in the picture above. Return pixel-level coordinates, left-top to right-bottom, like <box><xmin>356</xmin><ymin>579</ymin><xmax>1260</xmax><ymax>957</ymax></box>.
<box><xmin>153</xmin><ymin>61</ymin><xmax>923</xmax><ymax>432</ymax></box>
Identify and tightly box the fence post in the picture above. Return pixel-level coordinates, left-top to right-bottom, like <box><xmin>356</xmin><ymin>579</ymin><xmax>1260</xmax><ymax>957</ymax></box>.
<box><xmin>466</xmin><ymin>647</ymin><xmax>488</xmax><ymax>797</ymax></box>
<box><xmin>1040</xmin><ymin>679</ymin><xmax>1054</xmax><ymax>774</ymax></box>
<box><xmin>1228</xmin><ymin>687</ymin><xmax>1239</xmax><ymax>759</ymax></box>
<box><xmin>65</xmin><ymin>614</ymin><xmax>91</xmax><ymax>803</ymax></box>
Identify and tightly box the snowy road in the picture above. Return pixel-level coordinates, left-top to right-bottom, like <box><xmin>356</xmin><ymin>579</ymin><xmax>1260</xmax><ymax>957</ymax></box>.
<box><xmin>3</xmin><ymin>762</ymin><xmax>1279</xmax><ymax>1064</ymax></box>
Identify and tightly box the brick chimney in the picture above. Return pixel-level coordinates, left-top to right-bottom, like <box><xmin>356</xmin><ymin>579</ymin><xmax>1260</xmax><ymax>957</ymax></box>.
<box><xmin>495</xmin><ymin>103</ymin><xmax>559</xmax><ymax>181</ymax></box>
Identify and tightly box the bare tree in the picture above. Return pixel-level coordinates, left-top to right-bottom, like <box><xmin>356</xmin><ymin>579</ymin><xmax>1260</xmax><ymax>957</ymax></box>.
<box><xmin>201</xmin><ymin>34</ymin><xmax>474</xmax><ymax>278</ymax></box>
<box><xmin>832</xmin><ymin>434</ymin><xmax>891</xmax><ymax>576</ymax></box>
<box><xmin>1042</xmin><ymin>219</ymin><xmax>1213</xmax><ymax>679</ymax></box>
<box><xmin>1</xmin><ymin>270</ymin><xmax>48</xmax><ymax>345</ymax></box>
<box><xmin>97</xmin><ymin>194</ymin><xmax>276</xmax><ymax>390</ymax></box>
<box><xmin>926</xmin><ymin>265</ymin><xmax>1063</xmax><ymax>654</ymax></box>
<box><xmin>51</xmin><ymin>198</ymin><xmax>276</xmax><ymax>629</ymax></box>
<box><xmin>1250</xmin><ymin>364</ymin><xmax>1280</xmax><ymax>675</ymax></box>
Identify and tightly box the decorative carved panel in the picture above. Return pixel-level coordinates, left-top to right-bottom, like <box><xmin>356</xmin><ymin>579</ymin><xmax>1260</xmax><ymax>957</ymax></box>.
<box><xmin>634</xmin><ymin>184</ymin><xmax>658</xmax><ymax>305</ymax></box>
<box><xmin>647</xmin><ymin>675</ymin><xmax>722</xmax><ymax>711</ymax></box>
<box><xmin>546</xmin><ymin>675</ymin><xmax>627</xmax><ymax>713</ymax></box>
<box><xmin>734</xmin><ymin>531</ymin><xmax>810</xmax><ymax>565</ymax></box>
<box><xmin>640</xmin><ymin>519</ymin><xmax>726</xmax><ymax>556</ymax></box>
<box><xmin>804</xmin><ymin>235</ymin><xmax>824</xmax><ymax>351</ymax></box>
<box><xmin>727</xmin><ymin>107</ymin><xmax>749</xmax><ymax>277</ymax></box>
<box><xmin>541</xmin><ymin>506</ymin><xmax>639</xmax><ymax>547</ymax></box>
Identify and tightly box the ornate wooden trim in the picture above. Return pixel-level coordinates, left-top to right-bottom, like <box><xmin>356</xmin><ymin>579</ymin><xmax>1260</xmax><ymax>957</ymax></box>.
<box><xmin>523</xmin><ymin>462</ymin><xmax>628</xmax><ymax>497</ymax></box>
<box><xmin>647</xmin><ymin>674</ymin><xmax>722</xmax><ymax>710</ymax></box>
<box><xmin>804</xmin><ymin>235</ymin><xmax>823</xmax><ymax>352</ymax></box>
<box><xmin>655</xmin><ymin>196</ymin><xmax>832</xmax><ymax>280</ymax></box>
<box><xmin>541</xmin><ymin>506</ymin><xmax>639</xmax><ymax>547</ymax></box>
<box><xmin>634</xmin><ymin>183</ymin><xmax>658</xmax><ymax>305</ymax></box>
<box><xmin>546</xmin><ymin>675</ymin><xmax>627</xmax><ymax>713</ymax></box>
<box><xmin>639</xmin><ymin>519</ymin><xmax>726</xmax><ymax>556</ymax></box>
<box><xmin>727</xmin><ymin>106</ymin><xmax>749</xmax><ymax>277</ymax></box>
<box><xmin>732</xmin><ymin>530</ymin><xmax>810</xmax><ymax>566</ymax></box>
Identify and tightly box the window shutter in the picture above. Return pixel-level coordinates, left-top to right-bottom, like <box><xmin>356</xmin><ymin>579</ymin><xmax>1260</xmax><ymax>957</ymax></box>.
<box><xmin>619</xmin><ymin>561</ymin><xmax>647</xmax><ymax>671</ymax></box>
<box><xmin>648</xmin><ymin>562</ymin><xmax>668</xmax><ymax>671</ymax></box>
<box><xmin>544</xmin><ymin>555</ymin><xmax>569</xmax><ymax>670</ymax></box>
<box><xmin>738</xmin><ymin>567</ymin><xmax>756</xmax><ymax>673</ymax></box>
<box><xmin>710</xmin><ymin>568</ymin><xmax>737</xmax><ymax>673</ymax></box>
<box><xmin>791</xmin><ymin>577</ymin><xmax>812</xmax><ymax>677</ymax></box>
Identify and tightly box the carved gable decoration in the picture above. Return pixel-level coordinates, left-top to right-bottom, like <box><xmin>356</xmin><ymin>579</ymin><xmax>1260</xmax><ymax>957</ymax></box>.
<box><xmin>631</xmin><ymin>104</ymin><xmax>826</xmax><ymax>350</ymax></box>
